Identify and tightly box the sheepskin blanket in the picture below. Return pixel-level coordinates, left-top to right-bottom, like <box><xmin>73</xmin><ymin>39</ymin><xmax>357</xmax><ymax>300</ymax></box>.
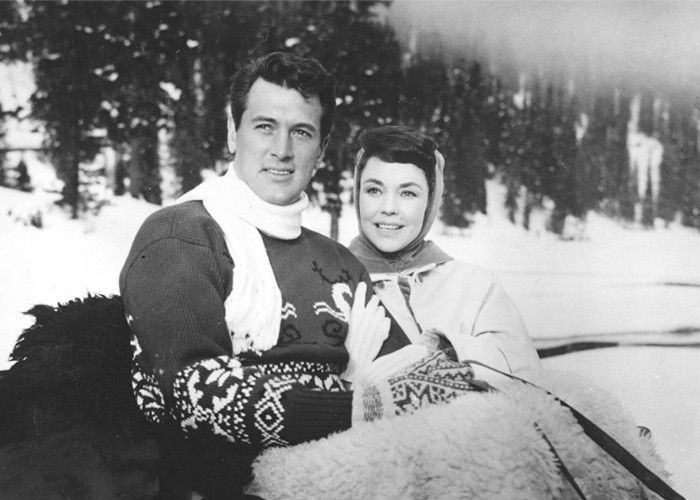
<box><xmin>0</xmin><ymin>294</ymin><xmax>675</xmax><ymax>499</ymax></box>
<box><xmin>248</xmin><ymin>370</ymin><xmax>671</xmax><ymax>500</ymax></box>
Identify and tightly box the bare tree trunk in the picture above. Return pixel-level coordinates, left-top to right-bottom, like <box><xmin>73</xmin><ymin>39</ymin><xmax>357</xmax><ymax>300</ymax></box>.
<box><xmin>55</xmin><ymin>131</ymin><xmax>81</xmax><ymax>219</ymax></box>
<box><xmin>129</xmin><ymin>132</ymin><xmax>162</xmax><ymax>205</ymax></box>
<box><xmin>113</xmin><ymin>146</ymin><xmax>127</xmax><ymax>197</ymax></box>
<box><xmin>128</xmin><ymin>137</ymin><xmax>143</xmax><ymax>200</ymax></box>
<box><xmin>330</xmin><ymin>208</ymin><xmax>340</xmax><ymax>241</ymax></box>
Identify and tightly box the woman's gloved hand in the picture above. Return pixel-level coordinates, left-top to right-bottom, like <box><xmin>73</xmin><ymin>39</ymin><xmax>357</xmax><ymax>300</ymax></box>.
<box><xmin>351</xmin><ymin>351</ymin><xmax>482</xmax><ymax>423</ymax></box>
<box><xmin>353</xmin><ymin>344</ymin><xmax>431</xmax><ymax>386</ymax></box>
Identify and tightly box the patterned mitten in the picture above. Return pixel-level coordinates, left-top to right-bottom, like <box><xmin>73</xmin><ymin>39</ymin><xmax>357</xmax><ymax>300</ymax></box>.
<box><xmin>355</xmin><ymin>344</ymin><xmax>431</xmax><ymax>386</ymax></box>
<box><xmin>352</xmin><ymin>351</ymin><xmax>484</xmax><ymax>423</ymax></box>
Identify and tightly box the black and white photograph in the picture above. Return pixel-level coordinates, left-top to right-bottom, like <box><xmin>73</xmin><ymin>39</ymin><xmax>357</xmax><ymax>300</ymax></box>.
<box><xmin>0</xmin><ymin>1</ymin><xmax>698</xmax><ymax>498</ymax></box>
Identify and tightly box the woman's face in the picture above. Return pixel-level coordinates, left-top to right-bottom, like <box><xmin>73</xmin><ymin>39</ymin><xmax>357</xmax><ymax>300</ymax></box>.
<box><xmin>359</xmin><ymin>157</ymin><xmax>429</xmax><ymax>253</ymax></box>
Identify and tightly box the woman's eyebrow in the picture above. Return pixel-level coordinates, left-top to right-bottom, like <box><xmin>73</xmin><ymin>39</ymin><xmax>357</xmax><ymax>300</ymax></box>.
<box><xmin>399</xmin><ymin>181</ymin><xmax>425</xmax><ymax>190</ymax></box>
<box><xmin>361</xmin><ymin>177</ymin><xmax>384</xmax><ymax>186</ymax></box>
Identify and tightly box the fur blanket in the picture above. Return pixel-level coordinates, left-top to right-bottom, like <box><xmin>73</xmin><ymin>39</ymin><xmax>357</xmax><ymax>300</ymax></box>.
<box><xmin>0</xmin><ymin>295</ymin><xmax>162</xmax><ymax>499</ymax></box>
<box><xmin>248</xmin><ymin>371</ymin><xmax>671</xmax><ymax>500</ymax></box>
<box><xmin>0</xmin><ymin>294</ymin><xmax>148</xmax><ymax>443</ymax></box>
<box><xmin>0</xmin><ymin>294</ymin><xmax>675</xmax><ymax>499</ymax></box>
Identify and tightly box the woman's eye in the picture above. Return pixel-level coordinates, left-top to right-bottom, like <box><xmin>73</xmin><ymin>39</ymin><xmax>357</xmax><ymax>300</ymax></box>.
<box><xmin>365</xmin><ymin>187</ymin><xmax>381</xmax><ymax>195</ymax></box>
<box><xmin>401</xmin><ymin>190</ymin><xmax>418</xmax><ymax>198</ymax></box>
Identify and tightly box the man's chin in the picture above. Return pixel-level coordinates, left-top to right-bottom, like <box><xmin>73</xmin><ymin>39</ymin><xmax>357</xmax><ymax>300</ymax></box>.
<box><xmin>258</xmin><ymin>191</ymin><xmax>300</xmax><ymax>206</ymax></box>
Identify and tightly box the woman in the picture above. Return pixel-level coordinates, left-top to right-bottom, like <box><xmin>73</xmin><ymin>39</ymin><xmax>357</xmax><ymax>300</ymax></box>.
<box><xmin>348</xmin><ymin>125</ymin><xmax>542</xmax><ymax>381</ymax></box>
<box><xmin>246</xmin><ymin>126</ymin><xmax>674</xmax><ymax>499</ymax></box>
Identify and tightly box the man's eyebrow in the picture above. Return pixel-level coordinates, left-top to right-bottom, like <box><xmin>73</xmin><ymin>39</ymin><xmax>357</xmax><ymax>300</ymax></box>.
<box><xmin>292</xmin><ymin>121</ymin><xmax>319</xmax><ymax>133</ymax></box>
<box><xmin>250</xmin><ymin>114</ymin><xmax>318</xmax><ymax>133</ymax></box>
<box><xmin>250</xmin><ymin>114</ymin><xmax>277</xmax><ymax>123</ymax></box>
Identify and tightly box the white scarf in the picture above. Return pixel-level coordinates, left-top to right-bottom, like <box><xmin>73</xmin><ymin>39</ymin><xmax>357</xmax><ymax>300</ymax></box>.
<box><xmin>176</xmin><ymin>164</ymin><xmax>307</xmax><ymax>355</ymax></box>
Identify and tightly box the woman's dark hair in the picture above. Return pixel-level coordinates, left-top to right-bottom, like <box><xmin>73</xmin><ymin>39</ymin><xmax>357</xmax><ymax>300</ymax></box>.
<box><xmin>357</xmin><ymin>126</ymin><xmax>437</xmax><ymax>193</ymax></box>
<box><xmin>228</xmin><ymin>52</ymin><xmax>336</xmax><ymax>141</ymax></box>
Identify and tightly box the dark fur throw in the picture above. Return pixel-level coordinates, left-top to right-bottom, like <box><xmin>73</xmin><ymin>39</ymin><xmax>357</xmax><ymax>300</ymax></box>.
<box><xmin>0</xmin><ymin>295</ymin><xmax>163</xmax><ymax>499</ymax></box>
<box><xmin>0</xmin><ymin>294</ymin><xmax>147</xmax><ymax>442</ymax></box>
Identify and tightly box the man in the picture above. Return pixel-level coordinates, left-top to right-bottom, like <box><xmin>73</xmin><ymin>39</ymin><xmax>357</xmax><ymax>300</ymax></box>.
<box><xmin>121</xmin><ymin>52</ymin><xmax>478</xmax><ymax>498</ymax></box>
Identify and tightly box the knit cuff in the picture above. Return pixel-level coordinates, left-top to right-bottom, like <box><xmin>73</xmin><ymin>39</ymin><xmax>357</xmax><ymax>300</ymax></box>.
<box><xmin>351</xmin><ymin>379</ymin><xmax>394</xmax><ymax>424</ymax></box>
<box><xmin>280</xmin><ymin>387</ymin><xmax>353</xmax><ymax>445</ymax></box>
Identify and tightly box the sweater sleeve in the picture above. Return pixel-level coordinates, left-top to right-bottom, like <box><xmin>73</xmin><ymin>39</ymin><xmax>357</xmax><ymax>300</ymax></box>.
<box><xmin>121</xmin><ymin>223</ymin><xmax>352</xmax><ymax>450</ymax></box>
<box><xmin>451</xmin><ymin>276</ymin><xmax>542</xmax><ymax>380</ymax></box>
<box><xmin>172</xmin><ymin>356</ymin><xmax>351</xmax><ymax>448</ymax></box>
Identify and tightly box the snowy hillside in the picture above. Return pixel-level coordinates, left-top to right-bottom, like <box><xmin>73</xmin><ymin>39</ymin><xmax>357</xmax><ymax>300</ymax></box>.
<box><xmin>1</xmin><ymin>164</ymin><xmax>699</xmax><ymax>497</ymax></box>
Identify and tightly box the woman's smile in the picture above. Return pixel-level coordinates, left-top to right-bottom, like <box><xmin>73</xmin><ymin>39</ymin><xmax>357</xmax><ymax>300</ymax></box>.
<box><xmin>359</xmin><ymin>157</ymin><xmax>429</xmax><ymax>254</ymax></box>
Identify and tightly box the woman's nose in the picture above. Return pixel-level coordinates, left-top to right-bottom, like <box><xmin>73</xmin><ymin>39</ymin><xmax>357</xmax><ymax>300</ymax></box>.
<box><xmin>380</xmin><ymin>194</ymin><xmax>398</xmax><ymax>214</ymax></box>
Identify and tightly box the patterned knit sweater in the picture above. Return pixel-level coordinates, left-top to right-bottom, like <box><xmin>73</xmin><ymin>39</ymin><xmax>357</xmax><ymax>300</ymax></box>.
<box><xmin>119</xmin><ymin>201</ymin><xmax>409</xmax><ymax>451</ymax></box>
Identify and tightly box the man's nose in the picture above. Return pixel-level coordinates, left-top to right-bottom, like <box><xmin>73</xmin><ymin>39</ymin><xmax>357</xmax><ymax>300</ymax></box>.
<box><xmin>271</xmin><ymin>132</ymin><xmax>292</xmax><ymax>160</ymax></box>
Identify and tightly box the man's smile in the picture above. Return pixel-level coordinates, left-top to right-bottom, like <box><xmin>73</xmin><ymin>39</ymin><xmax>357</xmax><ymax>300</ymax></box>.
<box><xmin>263</xmin><ymin>167</ymin><xmax>294</xmax><ymax>176</ymax></box>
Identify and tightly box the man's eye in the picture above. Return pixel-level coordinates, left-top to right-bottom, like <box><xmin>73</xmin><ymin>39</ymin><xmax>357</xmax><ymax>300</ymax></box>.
<box><xmin>293</xmin><ymin>129</ymin><xmax>312</xmax><ymax>138</ymax></box>
<box><xmin>256</xmin><ymin>123</ymin><xmax>273</xmax><ymax>131</ymax></box>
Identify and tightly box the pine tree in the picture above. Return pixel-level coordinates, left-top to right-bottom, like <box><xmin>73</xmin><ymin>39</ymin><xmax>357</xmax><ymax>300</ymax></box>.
<box><xmin>664</xmin><ymin>106</ymin><xmax>700</xmax><ymax>229</ymax></box>
<box><xmin>0</xmin><ymin>102</ymin><xmax>5</xmax><ymax>188</ymax></box>
<box><xmin>23</xmin><ymin>1</ymin><xmax>105</xmax><ymax>217</ymax></box>
<box><xmin>439</xmin><ymin>59</ymin><xmax>490</xmax><ymax>228</ymax></box>
<box><xmin>97</xmin><ymin>1</ymin><xmax>176</xmax><ymax>205</ymax></box>
<box><xmin>196</xmin><ymin>3</ymin><xmax>261</xmax><ymax>169</ymax></box>
<box><xmin>547</xmin><ymin>85</ymin><xmax>579</xmax><ymax>233</ymax></box>
<box><xmin>0</xmin><ymin>1</ymin><xmax>22</xmax><ymax>186</ymax></box>
<box><xmin>499</xmin><ymin>84</ymin><xmax>529</xmax><ymax>225</ymax></box>
<box><xmin>513</xmin><ymin>74</ymin><xmax>549</xmax><ymax>229</ymax></box>
<box><xmin>162</xmin><ymin>2</ymin><xmax>209</xmax><ymax>195</ymax></box>
<box><xmin>584</xmin><ymin>87</ymin><xmax>633</xmax><ymax>221</ymax></box>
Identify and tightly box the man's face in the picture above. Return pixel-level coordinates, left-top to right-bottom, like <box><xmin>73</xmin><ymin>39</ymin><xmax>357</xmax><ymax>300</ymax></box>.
<box><xmin>229</xmin><ymin>78</ymin><xmax>325</xmax><ymax>206</ymax></box>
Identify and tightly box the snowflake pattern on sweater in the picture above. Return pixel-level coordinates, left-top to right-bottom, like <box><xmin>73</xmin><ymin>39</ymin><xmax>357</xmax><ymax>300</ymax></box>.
<box><xmin>132</xmin><ymin>340</ymin><xmax>346</xmax><ymax>447</ymax></box>
<box><xmin>173</xmin><ymin>356</ymin><xmax>346</xmax><ymax>447</ymax></box>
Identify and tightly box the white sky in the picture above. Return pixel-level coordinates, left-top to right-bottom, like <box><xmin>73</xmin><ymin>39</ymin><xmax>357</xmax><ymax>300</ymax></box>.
<box><xmin>389</xmin><ymin>1</ymin><xmax>700</xmax><ymax>99</ymax></box>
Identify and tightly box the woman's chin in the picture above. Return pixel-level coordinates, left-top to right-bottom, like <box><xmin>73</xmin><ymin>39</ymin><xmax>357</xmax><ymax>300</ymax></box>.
<box><xmin>368</xmin><ymin>237</ymin><xmax>406</xmax><ymax>254</ymax></box>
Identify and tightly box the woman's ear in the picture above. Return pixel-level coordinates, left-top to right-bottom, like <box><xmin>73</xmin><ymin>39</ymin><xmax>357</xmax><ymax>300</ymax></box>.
<box><xmin>227</xmin><ymin>113</ymin><xmax>237</xmax><ymax>154</ymax></box>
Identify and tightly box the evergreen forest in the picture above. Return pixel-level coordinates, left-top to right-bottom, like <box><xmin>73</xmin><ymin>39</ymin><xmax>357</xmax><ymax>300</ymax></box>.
<box><xmin>1</xmin><ymin>1</ymin><xmax>699</xmax><ymax>237</ymax></box>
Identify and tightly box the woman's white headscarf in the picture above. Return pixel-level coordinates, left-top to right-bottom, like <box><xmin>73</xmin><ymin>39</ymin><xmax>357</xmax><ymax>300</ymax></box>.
<box><xmin>348</xmin><ymin>147</ymin><xmax>452</xmax><ymax>274</ymax></box>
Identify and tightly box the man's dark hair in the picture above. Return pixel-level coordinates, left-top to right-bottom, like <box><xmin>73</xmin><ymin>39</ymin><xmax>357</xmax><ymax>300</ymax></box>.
<box><xmin>229</xmin><ymin>52</ymin><xmax>336</xmax><ymax>141</ymax></box>
<box><xmin>357</xmin><ymin>126</ymin><xmax>438</xmax><ymax>194</ymax></box>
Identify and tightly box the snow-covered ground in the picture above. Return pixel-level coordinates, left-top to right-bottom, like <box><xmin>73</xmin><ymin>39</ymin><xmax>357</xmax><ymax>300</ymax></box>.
<box><xmin>1</xmin><ymin>162</ymin><xmax>699</xmax><ymax>498</ymax></box>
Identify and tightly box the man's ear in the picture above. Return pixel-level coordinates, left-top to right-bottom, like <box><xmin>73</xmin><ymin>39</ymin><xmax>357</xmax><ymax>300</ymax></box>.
<box><xmin>314</xmin><ymin>137</ymin><xmax>329</xmax><ymax>174</ymax></box>
<box><xmin>227</xmin><ymin>113</ymin><xmax>237</xmax><ymax>154</ymax></box>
